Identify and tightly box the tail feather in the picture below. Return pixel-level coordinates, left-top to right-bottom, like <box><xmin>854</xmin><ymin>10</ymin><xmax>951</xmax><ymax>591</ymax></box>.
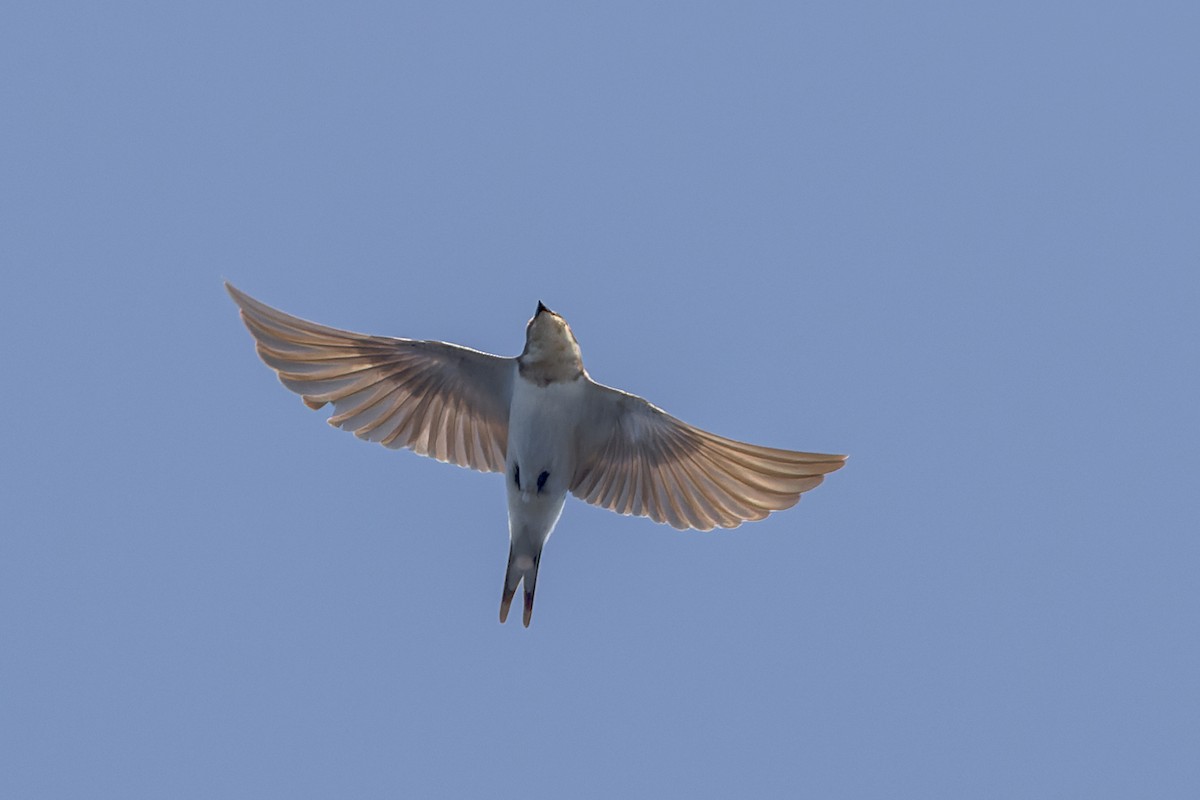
<box><xmin>499</xmin><ymin>583</ymin><xmax>517</xmax><ymax>623</ymax></box>
<box><xmin>499</xmin><ymin>543</ymin><xmax>543</xmax><ymax>627</ymax></box>
<box><xmin>522</xmin><ymin>558</ymin><xmax>539</xmax><ymax>628</ymax></box>
<box><xmin>499</xmin><ymin>542</ymin><xmax>520</xmax><ymax>623</ymax></box>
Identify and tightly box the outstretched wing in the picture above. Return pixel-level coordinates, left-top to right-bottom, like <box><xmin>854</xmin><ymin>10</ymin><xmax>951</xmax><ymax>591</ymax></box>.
<box><xmin>227</xmin><ymin>283</ymin><xmax>513</xmax><ymax>472</ymax></box>
<box><xmin>571</xmin><ymin>380</ymin><xmax>846</xmax><ymax>531</ymax></box>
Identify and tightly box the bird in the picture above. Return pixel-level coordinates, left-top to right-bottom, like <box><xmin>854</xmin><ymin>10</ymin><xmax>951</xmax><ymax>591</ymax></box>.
<box><xmin>226</xmin><ymin>283</ymin><xmax>846</xmax><ymax>626</ymax></box>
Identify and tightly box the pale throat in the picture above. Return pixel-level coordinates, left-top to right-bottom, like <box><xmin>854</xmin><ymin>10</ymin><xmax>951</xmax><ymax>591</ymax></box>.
<box><xmin>519</xmin><ymin>324</ymin><xmax>584</xmax><ymax>385</ymax></box>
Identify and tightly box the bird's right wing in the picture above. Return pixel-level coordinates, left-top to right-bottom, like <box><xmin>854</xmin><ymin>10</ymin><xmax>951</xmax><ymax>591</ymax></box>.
<box><xmin>571</xmin><ymin>379</ymin><xmax>846</xmax><ymax>531</ymax></box>
<box><xmin>227</xmin><ymin>283</ymin><xmax>514</xmax><ymax>472</ymax></box>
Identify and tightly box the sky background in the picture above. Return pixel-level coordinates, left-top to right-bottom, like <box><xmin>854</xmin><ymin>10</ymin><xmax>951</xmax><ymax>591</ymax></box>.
<box><xmin>2</xmin><ymin>2</ymin><xmax>1198</xmax><ymax>797</ymax></box>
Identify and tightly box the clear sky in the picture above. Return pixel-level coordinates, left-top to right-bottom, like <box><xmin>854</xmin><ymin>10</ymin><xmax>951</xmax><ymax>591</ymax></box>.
<box><xmin>2</xmin><ymin>2</ymin><xmax>1197</xmax><ymax>797</ymax></box>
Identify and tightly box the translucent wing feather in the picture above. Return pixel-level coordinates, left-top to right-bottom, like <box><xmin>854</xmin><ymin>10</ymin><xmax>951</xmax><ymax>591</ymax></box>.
<box><xmin>571</xmin><ymin>380</ymin><xmax>845</xmax><ymax>530</ymax></box>
<box><xmin>227</xmin><ymin>283</ymin><xmax>513</xmax><ymax>472</ymax></box>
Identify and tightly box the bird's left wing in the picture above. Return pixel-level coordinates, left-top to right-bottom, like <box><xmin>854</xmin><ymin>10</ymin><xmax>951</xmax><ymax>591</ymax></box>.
<box><xmin>571</xmin><ymin>379</ymin><xmax>846</xmax><ymax>531</ymax></box>
<box><xmin>227</xmin><ymin>283</ymin><xmax>513</xmax><ymax>472</ymax></box>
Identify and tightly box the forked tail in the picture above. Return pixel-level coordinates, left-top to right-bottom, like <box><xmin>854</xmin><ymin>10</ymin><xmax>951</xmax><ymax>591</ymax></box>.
<box><xmin>499</xmin><ymin>542</ymin><xmax>542</xmax><ymax>627</ymax></box>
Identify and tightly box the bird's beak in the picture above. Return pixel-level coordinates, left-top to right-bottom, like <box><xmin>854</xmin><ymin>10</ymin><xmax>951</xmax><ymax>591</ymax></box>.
<box><xmin>536</xmin><ymin>300</ymin><xmax>553</xmax><ymax>316</ymax></box>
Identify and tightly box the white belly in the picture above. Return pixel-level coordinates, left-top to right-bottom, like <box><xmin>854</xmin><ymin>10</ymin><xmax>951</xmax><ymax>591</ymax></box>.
<box><xmin>505</xmin><ymin>375</ymin><xmax>586</xmax><ymax>542</ymax></box>
<box><xmin>507</xmin><ymin>375</ymin><xmax>586</xmax><ymax>473</ymax></box>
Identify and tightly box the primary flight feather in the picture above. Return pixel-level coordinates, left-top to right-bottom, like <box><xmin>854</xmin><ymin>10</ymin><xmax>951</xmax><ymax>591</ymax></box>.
<box><xmin>227</xmin><ymin>283</ymin><xmax>846</xmax><ymax>626</ymax></box>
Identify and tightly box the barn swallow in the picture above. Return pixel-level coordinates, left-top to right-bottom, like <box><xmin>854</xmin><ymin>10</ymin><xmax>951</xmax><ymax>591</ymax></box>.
<box><xmin>226</xmin><ymin>284</ymin><xmax>846</xmax><ymax>626</ymax></box>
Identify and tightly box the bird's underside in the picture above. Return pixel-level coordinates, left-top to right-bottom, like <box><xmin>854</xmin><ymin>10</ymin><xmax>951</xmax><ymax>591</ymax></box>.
<box><xmin>226</xmin><ymin>283</ymin><xmax>847</xmax><ymax>626</ymax></box>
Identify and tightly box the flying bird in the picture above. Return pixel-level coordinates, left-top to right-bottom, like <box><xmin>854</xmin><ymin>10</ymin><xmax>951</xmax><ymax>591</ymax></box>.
<box><xmin>226</xmin><ymin>284</ymin><xmax>846</xmax><ymax>626</ymax></box>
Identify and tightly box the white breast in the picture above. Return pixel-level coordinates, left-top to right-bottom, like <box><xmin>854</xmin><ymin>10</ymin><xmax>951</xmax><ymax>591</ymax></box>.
<box><xmin>507</xmin><ymin>375</ymin><xmax>587</xmax><ymax>473</ymax></box>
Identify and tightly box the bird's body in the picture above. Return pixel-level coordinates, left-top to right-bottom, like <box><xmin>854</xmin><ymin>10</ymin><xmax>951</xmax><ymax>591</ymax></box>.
<box><xmin>502</xmin><ymin>368</ymin><xmax>585</xmax><ymax>624</ymax></box>
<box><xmin>227</xmin><ymin>284</ymin><xmax>846</xmax><ymax>626</ymax></box>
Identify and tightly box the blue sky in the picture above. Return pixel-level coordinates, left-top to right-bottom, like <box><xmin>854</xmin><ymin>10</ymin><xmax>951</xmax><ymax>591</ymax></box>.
<box><xmin>2</xmin><ymin>2</ymin><xmax>1197</xmax><ymax>797</ymax></box>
